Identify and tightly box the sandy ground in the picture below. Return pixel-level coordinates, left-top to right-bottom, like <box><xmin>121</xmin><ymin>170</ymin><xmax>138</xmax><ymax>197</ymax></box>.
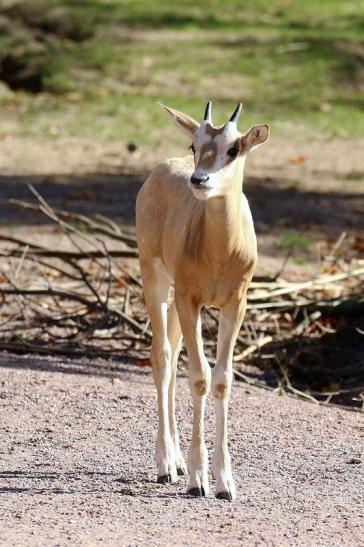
<box><xmin>0</xmin><ymin>353</ymin><xmax>363</xmax><ymax>546</ymax></box>
<box><xmin>0</xmin><ymin>136</ymin><xmax>363</xmax><ymax>190</ymax></box>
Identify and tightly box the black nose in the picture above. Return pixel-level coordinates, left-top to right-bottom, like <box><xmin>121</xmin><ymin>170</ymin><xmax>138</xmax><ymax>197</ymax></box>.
<box><xmin>191</xmin><ymin>174</ymin><xmax>209</xmax><ymax>186</ymax></box>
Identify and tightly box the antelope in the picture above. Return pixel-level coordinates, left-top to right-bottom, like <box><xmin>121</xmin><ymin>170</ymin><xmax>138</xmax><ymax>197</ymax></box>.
<box><xmin>136</xmin><ymin>101</ymin><xmax>269</xmax><ymax>500</ymax></box>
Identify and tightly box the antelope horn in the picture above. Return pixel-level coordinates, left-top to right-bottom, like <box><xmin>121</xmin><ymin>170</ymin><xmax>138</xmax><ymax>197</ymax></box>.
<box><xmin>229</xmin><ymin>102</ymin><xmax>243</xmax><ymax>124</ymax></box>
<box><xmin>203</xmin><ymin>101</ymin><xmax>212</xmax><ymax>123</ymax></box>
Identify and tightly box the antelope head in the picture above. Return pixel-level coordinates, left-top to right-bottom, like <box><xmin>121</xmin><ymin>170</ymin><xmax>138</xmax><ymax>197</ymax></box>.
<box><xmin>158</xmin><ymin>101</ymin><xmax>269</xmax><ymax>200</ymax></box>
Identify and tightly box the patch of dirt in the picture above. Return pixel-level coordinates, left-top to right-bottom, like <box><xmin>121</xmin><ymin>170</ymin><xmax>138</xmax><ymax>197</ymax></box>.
<box><xmin>0</xmin><ymin>354</ymin><xmax>363</xmax><ymax>546</ymax></box>
<box><xmin>0</xmin><ymin>136</ymin><xmax>363</xmax><ymax>187</ymax></box>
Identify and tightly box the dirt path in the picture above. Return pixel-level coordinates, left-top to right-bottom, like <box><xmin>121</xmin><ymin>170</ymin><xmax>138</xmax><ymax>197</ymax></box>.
<box><xmin>0</xmin><ymin>353</ymin><xmax>363</xmax><ymax>546</ymax></box>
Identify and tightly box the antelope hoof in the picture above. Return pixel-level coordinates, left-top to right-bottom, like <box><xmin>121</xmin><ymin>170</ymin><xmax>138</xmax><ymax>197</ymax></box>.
<box><xmin>187</xmin><ymin>486</ymin><xmax>206</xmax><ymax>497</ymax></box>
<box><xmin>216</xmin><ymin>490</ymin><xmax>233</xmax><ymax>501</ymax></box>
<box><xmin>157</xmin><ymin>474</ymin><xmax>172</xmax><ymax>484</ymax></box>
<box><xmin>175</xmin><ymin>453</ymin><xmax>188</xmax><ymax>476</ymax></box>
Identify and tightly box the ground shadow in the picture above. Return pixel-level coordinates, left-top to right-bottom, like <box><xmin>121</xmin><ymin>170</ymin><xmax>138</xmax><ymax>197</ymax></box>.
<box><xmin>0</xmin><ymin>469</ymin><xmax>180</xmax><ymax>498</ymax></box>
<box><xmin>0</xmin><ymin>173</ymin><xmax>363</xmax><ymax>234</ymax></box>
<box><xmin>0</xmin><ymin>351</ymin><xmax>152</xmax><ymax>380</ymax></box>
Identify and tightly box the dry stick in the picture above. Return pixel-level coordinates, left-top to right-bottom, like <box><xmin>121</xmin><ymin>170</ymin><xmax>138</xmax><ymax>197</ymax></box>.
<box><xmin>326</xmin><ymin>231</ymin><xmax>347</xmax><ymax>262</ymax></box>
<box><xmin>39</xmin><ymin>249</ymin><xmax>138</xmax><ymax>259</ymax></box>
<box><xmin>0</xmin><ymin>268</ymin><xmax>30</xmax><ymax>322</ymax></box>
<box><xmin>118</xmin><ymin>263</ymin><xmax>143</xmax><ymax>288</ymax></box>
<box><xmin>94</xmin><ymin>213</ymin><xmax>122</xmax><ymax>235</ymax></box>
<box><xmin>0</xmin><ymin>251</ymin><xmax>81</xmax><ymax>282</ymax></box>
<box><xmin>55</xmin><ymin>212</ymin><xmax>116</xmax><ymax>303</ymax></box>
<box><xmin>0</xmin><ymin>233</ymin><xmax>45</xmax><ymax>251</ymax></box>
<box><xmin>234</xmin><ymin>335</ymin><xmax>273</xmax><ymax>361</ymax></box>
<box><xmin>26</xmin><ymin>186</ymin><xmax>121</xmax><ymax>312</ymax></box>
<box><xmin>0</xmin><ymin>235</ymin><xmax>138</xmax><ymax>258</ymax></box>
<box><xmin>17</xmin><ymin>223</ymin><xmax>107</xmax><ymax>320</ymax></box>
<box><xmin>94</xmin><ymin>237</ymin><xmax>113</xmax><ymax>307</ymax></box>
<box><xmin>2</xmin><ymin>197</ymin><xmax>364</xmax><ymax>406</ymax></box>
<box><xmin>247</xmin><ymin>296</ymin><xmax>351</xmax><ymax>311</ymax></box>
<box><xmin>0</xmin><ymin>227</ymin><xmax>109</xmax><ymax>316</ymax></box>
<box><xmin>234</xmin><ymin>367</ymin><xmax>360</xmax><ymax>412</ymax></box>
<box><xmin>0</xmin><ymin>287</ymin><xmax>97</xmax><ymax>308</ymax></box>
<box><xmin>63</xmin><ymin>233</ymin><xmax>108</xmax><ymax>310</ymax></box>
<box><xmin>234</xmin><ymin>368</ymin><xmax>363</xmax><ymax>413</ymax></box>
<box><xmin>0</xmin><ymin>311</ymin><xmax>22</xmax><ymax>329</ymax></box>
<box><xmin>248</xmin><ymin>267</ymin><xmax>364</xmax><ymax>302</ymax></box>
<box><xmin>0</xmin><ymin>339</ymin><xmax>134</xmax><ymax>361</ymax></box>
<box><xmin>28</xmin><ymin>253</ymin><xmax>70</xmax><ymax>320</ymax></box>
<box><xmin>22</xmin><ymin>249</ymin><xmax>124</xmax><ymax>340</ymax></box>
<box><xmin>117</xmin><ymin>310</ymin><xmax>152</xmax><ymax>341</ymax></box>
<box><xmin>28</xmin><ymin>184</ymin><xmax>109</xmax><ymax>257</ymax></box>
<box><xmin>292</xmin><ymin>310</ymin><xmax>322</xmax><ymax>336</ymax></box>
<box><xmin>274</xmin><ymin>355</ymin><xmax>320</xmax><ymax>404</ymax></box>
<box><xmin>0</xmin><ymin>287</ymin><xmax>131</xmax><ymax>338</ymax></box>
<box><xmin>14</xmin><ymin>244</ymin><xmax>29</xmax><ymax>281</ymax></box>
<box><xmin>233</xmin><ymin>368</ymin><xmax>275</xmax><ymax>391</ymax></box>
<box><xmin>9</xmin><ymin>198</ymin><xmax>138</xmax><ymax>248</ymax></box>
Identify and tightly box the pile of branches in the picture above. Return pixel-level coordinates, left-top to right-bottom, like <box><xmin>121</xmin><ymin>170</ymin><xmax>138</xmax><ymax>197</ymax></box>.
<box><xmin>0</xmin><ymin>187</ymin><xmax>363</xmax><ymax>409</ymax></box>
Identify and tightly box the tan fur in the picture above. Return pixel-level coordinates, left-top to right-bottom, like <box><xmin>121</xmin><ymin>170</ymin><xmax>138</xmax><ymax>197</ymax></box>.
<box><xmin>194</xmin><ymin>379</ymin><xmax>209</xmax><ymax>396</ymax></box>
<box><xmin>136</xmin><ymin>103</ymin><xmax>268</xmax><ymax>499</ymax></box>
<box><xmin>214</xmin><ymin>383</ymin><xmax>228</xmax><ymax>400</ymax></box>
<box><xmin>136</xmin><ymin>155</ymin><xmax>257</xmax><ymax>307</ymax></box>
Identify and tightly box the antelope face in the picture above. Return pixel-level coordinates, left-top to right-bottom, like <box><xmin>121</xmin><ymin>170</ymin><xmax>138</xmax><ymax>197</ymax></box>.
<box><xmin>190</xmin><ymin>117</ymin><xmax>243</xmax><ymax>200</ymax></box>
<box><xmin>158</xmin><ymin>101</ymin><xmax>269</xmax><ymax>201</ymax></box>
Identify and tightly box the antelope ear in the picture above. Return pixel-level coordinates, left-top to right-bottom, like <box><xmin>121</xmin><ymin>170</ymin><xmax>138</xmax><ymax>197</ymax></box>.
<box><xmin>157</xmin><ymin>102</ymin><xmax>199</xmax><ymax>138</ymax></box>
<box><xmin>240</xmin><ymin>124</ymin><xmax>269</xmax><ymax>154</ymax></box>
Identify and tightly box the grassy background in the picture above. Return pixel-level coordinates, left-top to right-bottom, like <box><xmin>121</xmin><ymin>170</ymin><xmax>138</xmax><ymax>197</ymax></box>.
<box><xmin>0</xmin><ymin>0</ymin><xmax>363</xmax><ymax>146</ymax></box>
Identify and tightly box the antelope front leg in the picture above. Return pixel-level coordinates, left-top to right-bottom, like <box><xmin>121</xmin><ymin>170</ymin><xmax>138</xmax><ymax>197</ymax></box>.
<box><xmin>212</xmin><ymin>297</ymin><xmax>247</xmax><ymax>501</ymax></box>
<box><xmin>141</xmin><ymin>262</ymin><xmax>177</xmax><ymax>485</ymax></box>
<box><xmin>167</xmin><ymin>299</ymin><xmax>187</xmax><ymax>476</ymax></box>
<box><xmin>176</xmin><ymin>294</ymin><xmax>211</xmax><ymax>497</ymax></box>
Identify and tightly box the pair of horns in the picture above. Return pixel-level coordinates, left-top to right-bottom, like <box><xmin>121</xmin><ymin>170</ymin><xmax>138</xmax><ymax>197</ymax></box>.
<box><xmin>203</xmin><ymin>101</ymin><xmax>243</xmax><ymax>125</ymax></box>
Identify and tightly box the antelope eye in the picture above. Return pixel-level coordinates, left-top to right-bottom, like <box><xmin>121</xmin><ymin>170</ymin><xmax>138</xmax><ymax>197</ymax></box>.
<box><xmin>190</xmin><ymin>143</ymin><xmax>195</xmax><ymax>154</ymax></box>
<box><xmin>227</xmin><ymin>147</ymin><xmax>239</xmax><ymax>158</ymax></box>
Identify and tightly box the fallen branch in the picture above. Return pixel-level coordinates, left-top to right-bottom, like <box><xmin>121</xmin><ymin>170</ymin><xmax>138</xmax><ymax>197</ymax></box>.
<box><xmin>9</xmin><ymin>197</ymin><xmax>138</xmax><ymax>248</ymax></box>
<box><xmin>234</xmin><ymin>335</ymin><xmax>273</xmax><ymax>362</ymax></box>
<box><xmin>0</xmin><ymin>187</ymin><xmax>362</xmax><ymax>410</ymax></box>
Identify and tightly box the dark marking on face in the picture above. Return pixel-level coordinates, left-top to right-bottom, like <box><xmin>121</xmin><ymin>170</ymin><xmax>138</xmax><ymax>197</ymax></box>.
<box><xmin>195</xmin><ymin>126</ymin><xmax>241</xmax><ymax>171</ymax></box>
<box><xmin>204</xmin><ymin>124</ymin><xmax>225</xmax><ymax>137</ymax></box>
<box><xmin>197</xmin><ymin>141</ymin><xmax>218</xmax><ymax>170</ymax></box>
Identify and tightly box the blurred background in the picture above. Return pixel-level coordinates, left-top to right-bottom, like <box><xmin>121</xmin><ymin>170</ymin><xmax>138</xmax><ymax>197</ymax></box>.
<box><xmin>0</xmin><ymin>0</ymin><xmax>363</xmax><ymax>148</ymax></box>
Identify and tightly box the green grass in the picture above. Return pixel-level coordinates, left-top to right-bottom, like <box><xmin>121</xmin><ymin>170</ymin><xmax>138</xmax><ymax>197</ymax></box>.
<box><xmin>279</xmin><ymin>233</ymin><xmax>312</xmax><ymax>252</ymax></box>
<box><xmin>0</xmin><ymin>0</ymin><xmax>363</xmax><ymax>144</ymax></box>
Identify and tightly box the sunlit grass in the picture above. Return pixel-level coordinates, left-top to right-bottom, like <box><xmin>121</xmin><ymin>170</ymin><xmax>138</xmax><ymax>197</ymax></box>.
<box><xmin>0</xmin><ymin>0</ymin><xmax>363</xmax><ymax>144</ymax></box>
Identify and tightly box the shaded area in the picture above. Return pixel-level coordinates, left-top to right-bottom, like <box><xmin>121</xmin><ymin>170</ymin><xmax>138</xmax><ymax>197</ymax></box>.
<box><xmin>243</xmin><ymin>310</ymin><xmax>364</xmax><ymax>408</ymax></box>
<box><xmin>0</xmin><ymin>174</ymin><xmax>143</xmax><ymax>225</ymax></box>
<box><xmin>0</xmin><ymin>174</ymin><xmax>363</xmax><ymax>234</ymax></box>
<box><xmin>0</xmin><ymin>351</ymin><xmax>145</xmax><ymax>379</ymax></box>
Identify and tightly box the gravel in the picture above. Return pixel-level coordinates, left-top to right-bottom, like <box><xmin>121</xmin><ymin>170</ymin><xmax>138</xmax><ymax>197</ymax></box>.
<box><xmin>0</xmin><ymin>352</ymin><xmax>363</xmax><ymax>546</ymax></box>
